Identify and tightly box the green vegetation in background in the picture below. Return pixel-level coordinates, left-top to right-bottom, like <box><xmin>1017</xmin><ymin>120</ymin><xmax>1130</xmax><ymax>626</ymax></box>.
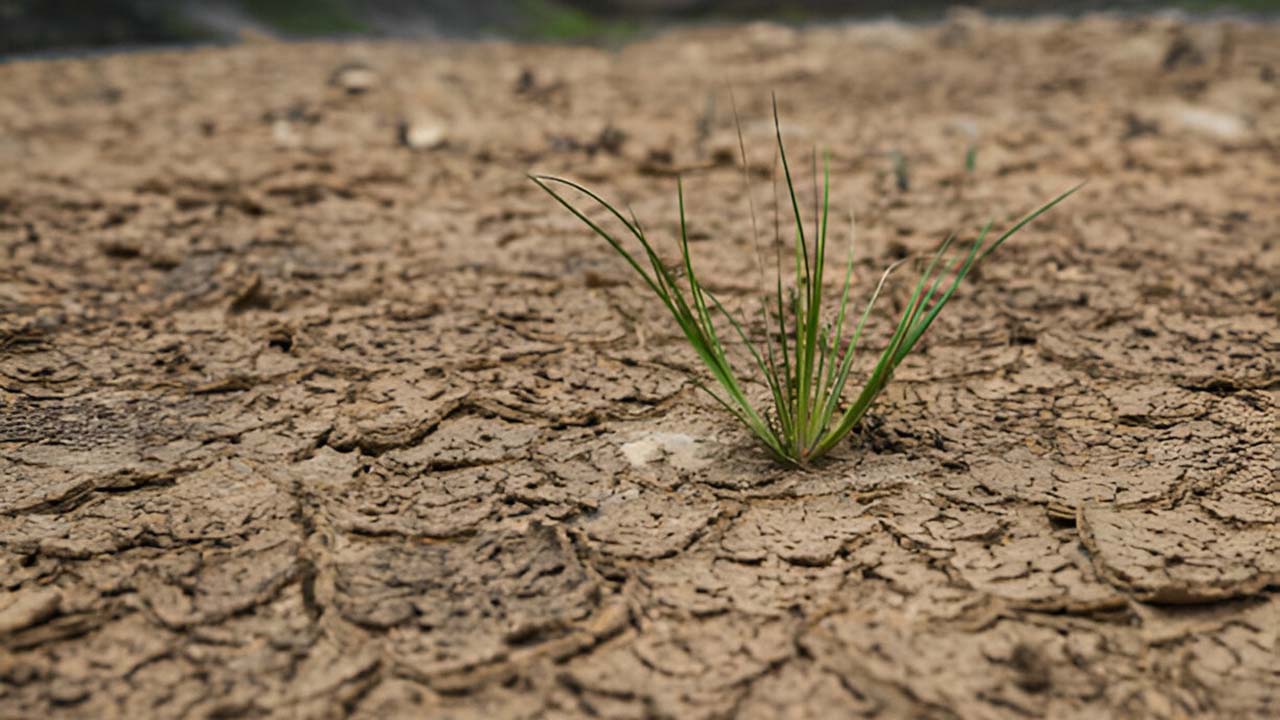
<box><xmin>236</xmin><ymin>0</ymin><xmax>368</xmax><ymax>36</ymax></box>
<box><xmin>515</xmin><ymin>0</ymin><xmax>639</xmax><ymax>43</ymax></box>
<box><xmin>1179</xmin><ymin>0</ymin><xmax>1280</xmax><ymax>9</ymax></box>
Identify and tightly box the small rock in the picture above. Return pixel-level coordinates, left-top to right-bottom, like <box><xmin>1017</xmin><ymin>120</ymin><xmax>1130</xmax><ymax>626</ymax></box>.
<box><xmin>47</xmin><ymin>680</ymin><xmax>89</xmax><ymax>706</ymax></box>
<box><xmin>329</xmin><ymin>62</ymin><xmax>378</xmax><ymax>95</ymax></box>
<box><xmin>271</xmin><ymin>118</ymin><xmax>301</xmax><ymax>148</ymax></box>
<box><xmin>1171</xmin><ymin>105</ymin><xmax>1249</xmax><ymax>141</ymax></box>
<box><xmin>620</xmin><ymin>432</ymin><xmax>713</xmax><ymax>472</ymax></box>
<box><xmin>398</xmin><ymin>119</ymin><xmax>447</xmax><ymax>150</ymax></box>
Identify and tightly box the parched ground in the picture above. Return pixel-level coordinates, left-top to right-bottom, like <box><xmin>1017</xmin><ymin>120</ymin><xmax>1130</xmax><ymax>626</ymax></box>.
<box><xmin>1</xmin><ymin>12</ymin><xmax>1278</xmax><ymax>719</ymax></box>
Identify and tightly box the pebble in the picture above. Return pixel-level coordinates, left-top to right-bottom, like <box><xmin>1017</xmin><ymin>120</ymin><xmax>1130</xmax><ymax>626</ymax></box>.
<box><xmin>398</xmin><ymin>119</ymin><xmax>447</xmax><ymax>150</ymax></box>
<box><xmin>1171</xmin><ymin>105</ymin><xmax>1249</xmax><ymax>141</ymax></box>
<box><xmin>329</xmin><ymin>62</ymin><xmax>378</xmax><ymax>95</ymax></box>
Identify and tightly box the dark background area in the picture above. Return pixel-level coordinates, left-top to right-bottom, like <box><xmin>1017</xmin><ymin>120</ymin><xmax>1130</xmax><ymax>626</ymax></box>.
<box><xmin>1</xmin><ymin>0</ymin><xmax>1277</xmax><ymax>56</ymax></box>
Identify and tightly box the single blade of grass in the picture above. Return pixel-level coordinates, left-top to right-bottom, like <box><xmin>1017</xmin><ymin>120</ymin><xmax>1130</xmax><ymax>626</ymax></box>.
<box><xmin>533</xmin><ymin>173</ymin><xmax>779</xmax><ymax>452</ymax></box>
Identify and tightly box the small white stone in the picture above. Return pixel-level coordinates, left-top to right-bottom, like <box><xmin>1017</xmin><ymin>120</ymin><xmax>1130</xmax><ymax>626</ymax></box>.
<box><xmin>1171</xmin><ymin>105</ymin><xmax>1249</xmax><ymax>141</ymax></box>
<box><xmin>620</xmin><ymin>432</ymin><xmax>713</xmax><ymax>471</ymax></box>
<box><xmin>400</xmin><ymin>120</ymin><xmax>447</xmax><ymax>150</ymax></box>
<box><xmin>331</xmin><ymin>64</ymin><xmax>378</xmax><ymax>94</ymax></box>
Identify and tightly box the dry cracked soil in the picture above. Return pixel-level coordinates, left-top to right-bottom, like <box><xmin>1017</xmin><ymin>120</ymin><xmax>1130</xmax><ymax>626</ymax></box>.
<box><xmin>1</xmin><ymin>11</ymin><xmax>1278</xmax><ymax>719</ymax></box>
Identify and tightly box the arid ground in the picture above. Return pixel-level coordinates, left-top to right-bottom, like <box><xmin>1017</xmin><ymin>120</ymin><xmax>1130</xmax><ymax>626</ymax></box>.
<box><xmin>1</xmin><ymin>12</ymin><xmax>1278</xmax><ymax>719</ymax></box>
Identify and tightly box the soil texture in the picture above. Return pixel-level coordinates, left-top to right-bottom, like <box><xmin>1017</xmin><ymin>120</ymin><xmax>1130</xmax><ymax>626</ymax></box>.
<box><xmin>1</xmin><ymin>12</ymin><xmax>1278</xmax><ymax>719</ymax></box>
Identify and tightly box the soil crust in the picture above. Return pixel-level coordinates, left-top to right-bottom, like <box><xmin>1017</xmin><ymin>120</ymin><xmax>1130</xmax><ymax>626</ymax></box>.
<box><xmin>1</xmin><ymin>12</ymin><xmax>1278</xmax><ymax>718</ymax></box>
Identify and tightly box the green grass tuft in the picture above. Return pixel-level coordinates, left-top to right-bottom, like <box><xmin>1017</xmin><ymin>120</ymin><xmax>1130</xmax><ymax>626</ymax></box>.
<box><xmin>532</xmin><ymin>97</ymin><xmax>1079</xmax><ymax>467</ymax></box>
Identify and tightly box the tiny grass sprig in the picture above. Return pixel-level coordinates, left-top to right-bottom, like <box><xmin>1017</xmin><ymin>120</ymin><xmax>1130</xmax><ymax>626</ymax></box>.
<box><xmin>531</xmin><ymin>99</ymin><xmax>1078</xmax><ymax>467</ymax></box>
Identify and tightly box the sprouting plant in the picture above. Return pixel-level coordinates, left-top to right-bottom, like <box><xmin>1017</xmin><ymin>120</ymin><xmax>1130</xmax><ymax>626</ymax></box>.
<box><xmin>890</xmin><ymin>149</ymin><xmax>910</xmax><ymax>191</ymax></box>
<box><xmin>531</xmin><ymin>98</ymin><xmax>1078</xmax><ymax>467</ymax></box>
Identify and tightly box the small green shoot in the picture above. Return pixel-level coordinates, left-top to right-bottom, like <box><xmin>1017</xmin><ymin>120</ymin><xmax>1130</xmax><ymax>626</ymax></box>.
<box><xmin>531</xmin><ymin>99</ymin><xmax>1078</xmax><ymax>467</ymax></box>
<box><xmin>891</xmin><ymin>150</ymin><xmax>910</xmax><ymax>191</ymax></box>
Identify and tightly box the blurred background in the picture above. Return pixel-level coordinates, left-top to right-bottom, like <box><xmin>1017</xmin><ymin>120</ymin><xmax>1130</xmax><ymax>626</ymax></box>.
<box><xmin>2</xmin><ymin>0</ymin><xmax>1277</xmax><ymax>56</ymax></box>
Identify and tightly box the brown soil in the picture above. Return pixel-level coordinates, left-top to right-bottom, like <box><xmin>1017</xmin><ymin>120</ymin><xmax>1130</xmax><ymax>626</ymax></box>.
<box><xmin>2</xmin><ymin>12</ymin><xmax>1278</xmax><ymax>719</ymax></box>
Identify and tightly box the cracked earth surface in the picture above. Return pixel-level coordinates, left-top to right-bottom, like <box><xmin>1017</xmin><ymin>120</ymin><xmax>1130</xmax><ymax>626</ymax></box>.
<box><xmin>1</xmin><ymin>12</ymin><xmax>1278</xmax><ymax>719</ymax></box>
